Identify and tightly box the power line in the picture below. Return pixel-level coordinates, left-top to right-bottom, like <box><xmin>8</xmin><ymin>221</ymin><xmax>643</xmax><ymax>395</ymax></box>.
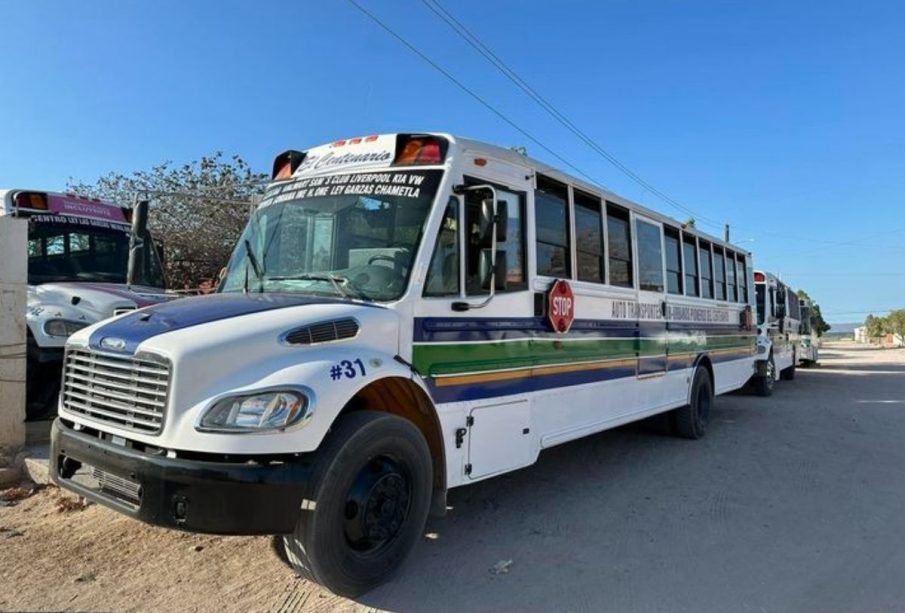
<box><xmin>419</xmin><ymin>0</ymin><xmax>725</xmax><ymax>229</ymax></box>
<box><xmin>346</xmin><ymin>0</ymin><xmax>610</xmax><ymax>191</ymax></box>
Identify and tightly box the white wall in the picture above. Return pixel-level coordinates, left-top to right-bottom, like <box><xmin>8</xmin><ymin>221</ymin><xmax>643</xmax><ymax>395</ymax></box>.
<box><xmin>0</xmin><ymin>217</ymin><xmax>27</xmax><ymax>453</ymax></box>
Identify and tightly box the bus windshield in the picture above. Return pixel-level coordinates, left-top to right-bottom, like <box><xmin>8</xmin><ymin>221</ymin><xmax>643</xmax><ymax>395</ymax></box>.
<box><xmin>220</xmin><ymin>169</ymin><xmax>443</xmax><ymax>301</ymax></box>
<box><xmin>27</xmin><ymin>216</ymin><xmax>165</xmax><ymax>288</ymax></box>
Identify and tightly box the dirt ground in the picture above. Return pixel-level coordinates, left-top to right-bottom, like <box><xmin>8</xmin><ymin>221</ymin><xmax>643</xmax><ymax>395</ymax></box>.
<box><xmin>3</xmin><ymin>341</ymin><xmax>905</xmax><ymax>612</ymax></box>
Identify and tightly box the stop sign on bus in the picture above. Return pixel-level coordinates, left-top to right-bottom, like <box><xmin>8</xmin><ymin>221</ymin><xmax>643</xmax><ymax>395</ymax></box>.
<box><xmin>548</xmin><ymin>279</ymin><xmax>575</xmax><ymax>333</ymax></box>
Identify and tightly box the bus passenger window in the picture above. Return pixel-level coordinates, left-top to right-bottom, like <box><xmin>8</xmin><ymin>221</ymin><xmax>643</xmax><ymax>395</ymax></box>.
<box><xmin>713</xmin><ymin>247</ymin><xmax>726</xmax><ymax>300</ymax></box>
<box><xmin>737</xmin><ymin>256</ymin><xmax>748</xmax><ymax>302</ymax></box>
<box><xmin>574</xmin><ymin>190</ymin><xmax>604</xmax><ymax>283</ymax></box>
<box><xmin>726</xmin><ymin>250</ymin><xmax>737</xmax><ymax>302</ymax></box>
<box><xmin>534</xmin><ymin>176</ymin><xmax>570</xmax><ymax>278</ymax></box>
<box><xmin>606</xmin><ymin>204</ymin><xmax>633</xmax><ymax>288</ymax></box>
<box><xmin>699</xmin><ymin>242</ymin><xmax>713</xmax><ymax>299</ymax></box>
<box><xmin>664</xmin><ymin>228</ymin><xmax>682</xmax><ymax>295</ymax></box>
<box><xmin>423</xmin><ymin>198</ymin><xmax>459</xmax><ymax>297</ymax></box>
<box><xmin>683</xmin><ymin>235</ymin><xmax>699</xmax><ymax>297</ymax></box>
<box><xmin>465</xmin><ymin>186</ymin><xmax>526</xmax><ymax>295</ymax></box>
<box><xmin>636</xmin><ymin>219</ymin><xmax>664</xmax><ymax>293</ymax></box>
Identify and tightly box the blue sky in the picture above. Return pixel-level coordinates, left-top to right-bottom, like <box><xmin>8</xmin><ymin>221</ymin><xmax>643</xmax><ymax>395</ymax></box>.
<box><xmin>2</xmin><ymin>1</ymin><xmax>903</xmax><ymax>323</ymax></box>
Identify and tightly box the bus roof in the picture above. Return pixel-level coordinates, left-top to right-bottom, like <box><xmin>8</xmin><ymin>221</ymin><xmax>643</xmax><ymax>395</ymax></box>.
<box><xmin>283</xmin><ymin>132</ymin><xmax>751</xmax><ymax>257</ymax></box>
<box><xmin>1</xmin><ymin>189</ymin><xmax>130</xmax><ymax>224</ymax></box>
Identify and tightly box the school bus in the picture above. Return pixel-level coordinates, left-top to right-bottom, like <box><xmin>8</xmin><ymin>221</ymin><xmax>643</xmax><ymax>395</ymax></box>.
<box><xmin>52</xmin><ymin>134</ymin><xmax>757</xmax><ymax>595</ymax></box>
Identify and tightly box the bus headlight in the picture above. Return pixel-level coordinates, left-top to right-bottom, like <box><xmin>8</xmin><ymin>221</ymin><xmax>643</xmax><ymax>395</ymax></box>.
<box><xmin>43</xmin><ymin>319</ymin><xmax>89</xmax><ymax>338</ymax></box>
<box><xmin>198</xmin><ymin>390</ymin><xmax>312</xmax><ymax>433</ymax></box>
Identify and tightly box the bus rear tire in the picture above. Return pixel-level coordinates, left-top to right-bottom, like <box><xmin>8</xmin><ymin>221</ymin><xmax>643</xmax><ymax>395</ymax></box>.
<box><xmin>753</xmin><ymin>357</ymin><xmax>775</xmax><ymax>397</ymax></box>
<box><xmin>283</xmin><ymin>411</ymin><xmax>432</xmax><ymax>597</ymax></box>
<box><xmin>780</xmin><ymin>362</ymin><xmax>796</xmax><ymax>381</ymax></box>
<box><xmin>673</xmin><ymin>366</ymin><xmax>713</xmax><ymax>440</ymax></box>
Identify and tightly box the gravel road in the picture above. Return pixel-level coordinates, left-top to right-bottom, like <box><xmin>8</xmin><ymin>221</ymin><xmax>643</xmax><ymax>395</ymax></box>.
<box><xmin>2</xmin><ymin>341</ymin><xmax>904</xmax><ymax>612</ymax></box>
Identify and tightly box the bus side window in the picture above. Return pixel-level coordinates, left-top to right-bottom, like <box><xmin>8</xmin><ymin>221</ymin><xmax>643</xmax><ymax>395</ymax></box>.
<box><xmin>534</xmin><ymin>175</ymin><xmax>571</xmax><ymax>278</ymax></box>
<box><xmin>682</xmin><ymin>234</ymin><xmax>699</xmax><ymax>297</ymax></box>
<box><xmin>606</xmin><ymin>203</ymin><xmax>633</xmax><ymax>288</ymax></box>
<box><xmin>713</xmin><ymin>246</ymin><xmax>726</xmax><ymax>301</ymax></box>
<box><xmin>464</xmin><ymin>186</ymin><xmax>526</xmax><ymax>295</ymax></box>
<box><xmin>737</xmin><ymin>256</ymin><xmax>748</xmax><ymax>303</ymax></box>
<box><xmin>574</xmin><ymin>190</ymin><xmax>604</xmax><ymax>283</ymax></box>
<box><xmin>725</xmin><ymin>249</ymin><xmax>737</xmax><ymax>301</ymax></box>
<box><xmin>423</xmin><ymin>197</ymin><xmax>460</xmax><ymax>297</ymax></box>
<box><xmin>699</xmin><ymin>241</ymin><xmax>714</xmax><ymax>299</ymax></box>
<box><xmin>664</xmin><ymin>227</ymin><xmax>682</xmax><ymax>295</ymax></box>
<box><xmin>636</xmin><ymin>219</ymin><xmax>664</xmax><ymax>293</ymax></box>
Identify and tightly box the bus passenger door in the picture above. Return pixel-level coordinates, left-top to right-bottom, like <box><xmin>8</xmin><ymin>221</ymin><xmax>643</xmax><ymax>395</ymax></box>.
<box><xmin>633</xmin><ymin>215</ymin><xmax>668</xmax><ymax>378</ymax></box>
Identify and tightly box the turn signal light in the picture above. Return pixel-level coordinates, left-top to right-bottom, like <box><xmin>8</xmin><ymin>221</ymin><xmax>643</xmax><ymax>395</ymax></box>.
<box><xmin>14</xmin><ymin>191</ymin><xmax>48</xmax><ymax>210</ymax></box>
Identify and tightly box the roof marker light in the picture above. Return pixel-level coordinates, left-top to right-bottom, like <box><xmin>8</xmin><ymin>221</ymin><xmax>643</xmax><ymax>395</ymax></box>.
<box><xmin>393</xmin><ymin>134</ymin><xmax>448</xmax><ymax>166</ymax></box>
<box><xmin>272</xmin><ymin>150</ymin><xmax>306</xmax><ymax>180</ymax></box>
<box><xmin>14</xmin><ymin>191</ymin><xmax>49</xmax><ymax>211</ymax></box>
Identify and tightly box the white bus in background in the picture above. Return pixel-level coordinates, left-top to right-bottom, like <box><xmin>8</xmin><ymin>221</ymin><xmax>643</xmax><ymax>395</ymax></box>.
<box><xmin>751</xmin><ymin>271</ymin><xmax>800</xmax><ymax>395</ymax></box>
<box><xmin>0</xmin><ymin>190</ymin><xmax>170</xmax><ymax>419</ymax></box>
<box><xmin>52</xmin><ymin>133</ymin><xmax>758</xmax><ymax>596</ymax></box>
<box><xmin>798</xmin><ymin>296</ymin><xmax>820</xmax><ymax>367</ymax></box>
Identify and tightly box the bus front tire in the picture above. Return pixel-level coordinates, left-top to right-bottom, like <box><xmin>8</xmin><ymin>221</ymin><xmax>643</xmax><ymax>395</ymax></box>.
<box><xmin>673</xmin><ymin>367</ymin><xmax>713</xmax><ymax>440</ymax></box>
<box><xmin>283</xmin><ymin>410</ymin><xmax>432</xmax><ymax>598</ymax></box>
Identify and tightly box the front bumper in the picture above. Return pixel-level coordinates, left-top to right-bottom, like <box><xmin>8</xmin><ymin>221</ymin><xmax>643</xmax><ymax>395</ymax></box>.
<box><xmin>50</xmin><ymin>418</ymin><xmax>313</xmax><ymax>535</ymax></box>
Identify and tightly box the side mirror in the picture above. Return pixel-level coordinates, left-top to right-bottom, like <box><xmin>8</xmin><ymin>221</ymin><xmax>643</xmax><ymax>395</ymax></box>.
<box><xmin>479</xmin><ymin>249</ymin><xmax>508</xmax><ymax>291</ymax></box>
<box><xmin>127</xmin><ymin>200</ymin><xmax>149</xmax><ymax>286</ymax></box>
<box><xmin>478</xmin><ymin>198</ymin><xmax>508</xmax><ymax>246</ymax></box>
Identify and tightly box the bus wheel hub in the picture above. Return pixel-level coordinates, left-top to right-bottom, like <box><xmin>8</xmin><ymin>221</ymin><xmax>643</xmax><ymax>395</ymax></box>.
<box><xmin>344</xmin><ymin>459</ymin><xmax>411</xmax><ymax>551</ymax></box>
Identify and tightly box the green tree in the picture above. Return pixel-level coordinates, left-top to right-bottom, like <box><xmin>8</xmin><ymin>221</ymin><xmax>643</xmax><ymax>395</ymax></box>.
<box><xmin>865</xmin><ymin>313</ymin><xmax>889</xmax><ymax>343</ymax></box>
<box><xmin>887</xmin><ymin>309</ymin><xmax>905</xmax><ymax>345</ymax></box>
<box><xmin>796</xmin><ymin>289</ymin><xmax>831</xmax><ymax>336</ymax></box>
<box><xmin>68</xmin><ymin>153</ymin><xmax>267</xmax><ymax>290</ymax></box>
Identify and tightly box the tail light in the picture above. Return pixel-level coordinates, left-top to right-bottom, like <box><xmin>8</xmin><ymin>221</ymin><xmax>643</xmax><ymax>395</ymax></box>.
<box><xmin>272</xmin><ymin>150</ymin><xmax>306</xmax><ymax>180</ymax></box>
<box><xmin>393</xmin><ymin>135</ymin><xmax>448</xmax><ymax>166</ymax></box>
<box><xmin>14</xmin><ymin>191</ymin><xmax>48</xmax><ymax>211</ymax></box>
<box><xmin>754</xmin><ymin>272</ymin><xmax>765</xmax><ymax>283</ymax></box>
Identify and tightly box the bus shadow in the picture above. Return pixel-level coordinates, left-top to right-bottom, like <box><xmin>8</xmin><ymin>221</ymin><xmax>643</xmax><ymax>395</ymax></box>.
<box><xmin>272</xmin><ymin>413</ymin><xmax>732</xmax><ymax>611</ymax></box>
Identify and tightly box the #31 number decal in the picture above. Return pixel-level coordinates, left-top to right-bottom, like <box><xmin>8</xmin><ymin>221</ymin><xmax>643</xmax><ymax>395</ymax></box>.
<box><xmin>330</xmin><ymin>358</ymin><xmax>366</xmax><ymax>381</ymax></box>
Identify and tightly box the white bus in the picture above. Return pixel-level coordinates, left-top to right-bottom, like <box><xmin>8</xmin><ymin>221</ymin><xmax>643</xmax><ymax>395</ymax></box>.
<box><xmin>0</xmin><ymin>190</ymin><xmax>169</xmax><ymax>419</ymax></box>
<box><xmin>751</xmin><ymin>271</ymin><xmax>800</xmax><ymax>394</ymax></box>
<box><xmin>51</xmin><ymin>133</ymin><xmax>757</xmax><ymax>596</ymax></box>
<box><xmin>798</xmin><ymin>296</ymin><xmax>820</xmax><ymax>367</ymax></box>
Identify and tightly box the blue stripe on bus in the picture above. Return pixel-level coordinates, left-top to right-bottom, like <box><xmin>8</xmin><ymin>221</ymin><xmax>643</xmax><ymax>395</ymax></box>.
<box><xmin>414</xmin><ymin>316</ymin><xmax>746</xmax><ymax>343</ymax></box>
<box><xmin>88</xmin><ymin>293</ymin><xmax>353</xmax><ymax>355</ymax></box>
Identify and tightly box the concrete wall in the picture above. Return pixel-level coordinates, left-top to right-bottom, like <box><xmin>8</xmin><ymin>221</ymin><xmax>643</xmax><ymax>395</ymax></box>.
<box><xmin>0</xmin><ymin>216</ymin><xmax>27</xmax><ymax>454</ymax></box>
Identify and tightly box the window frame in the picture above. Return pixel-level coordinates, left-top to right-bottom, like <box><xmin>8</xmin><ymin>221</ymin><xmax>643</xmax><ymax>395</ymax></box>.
<box><xmin>573</xmin><ymin>189</ymin><xmax>605</xmax><ymax>284</ymax></box>
<box><xmin>605</xmin><ymin>202</ymin><xmax>634</xmax><ymax>289</ymax></box>
<box><xmin>534</xmin><ymin>174</ymin><xmax>572</xmax><ymax>279</ymax></box>
<box><xmin>462</xmin><ymin>176</ymin><xmax>529</xmax><ymax>296</ymax></box>
<box><xmin>633</xmin><ymin>214</ymin><xmax>666</xmax><ymax>294</ymax></box>
<box><xmin>663</xmin><ymin>226</ymin><xmax>683</xmax><ymax>296</ymax></box>
<box><xmin>681</xmin><ymin>232</ymin><xmax>700</xmax><ymax>298</ymax></box>
<box><xmin>699</xmin><ymin>240</ymin><xmax>714</xmax><ymax>299</ymax></box>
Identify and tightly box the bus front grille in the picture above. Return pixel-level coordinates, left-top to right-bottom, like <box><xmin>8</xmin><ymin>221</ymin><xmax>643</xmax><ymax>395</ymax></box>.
<box><xmin>62</xmin><ymin>348</ymin><xmax>170</xmax><ymax>435</ymax></box>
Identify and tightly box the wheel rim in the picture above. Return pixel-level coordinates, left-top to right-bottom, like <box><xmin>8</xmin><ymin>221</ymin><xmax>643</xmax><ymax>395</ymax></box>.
<box><xmin>343</xmin><ymin>456</ymin><xmax>412</xmax><ymax>554</ymax></box>
<box><xmin>766</xmin><ymin>361</ymin><xmax>775</xmax><ymax>389</ymax></box>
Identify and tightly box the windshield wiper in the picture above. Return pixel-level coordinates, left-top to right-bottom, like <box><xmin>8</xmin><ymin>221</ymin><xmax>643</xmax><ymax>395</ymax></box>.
<box><xmin>264</xmin><ymin>273</ymin><xmax>368</xmax><ymax>300</ymax></box>
<box><xmin>243</xmin><ymin>238</ymin><xmax>264</xmax><ymax>293</ymax></box>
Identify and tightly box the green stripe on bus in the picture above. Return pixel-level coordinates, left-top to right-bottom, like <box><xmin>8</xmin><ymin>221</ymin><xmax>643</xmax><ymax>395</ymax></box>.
<box><xmin>412</xmin><ymin>336</ymin><xmax>754</xmax><ymax>377</ymax></box>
